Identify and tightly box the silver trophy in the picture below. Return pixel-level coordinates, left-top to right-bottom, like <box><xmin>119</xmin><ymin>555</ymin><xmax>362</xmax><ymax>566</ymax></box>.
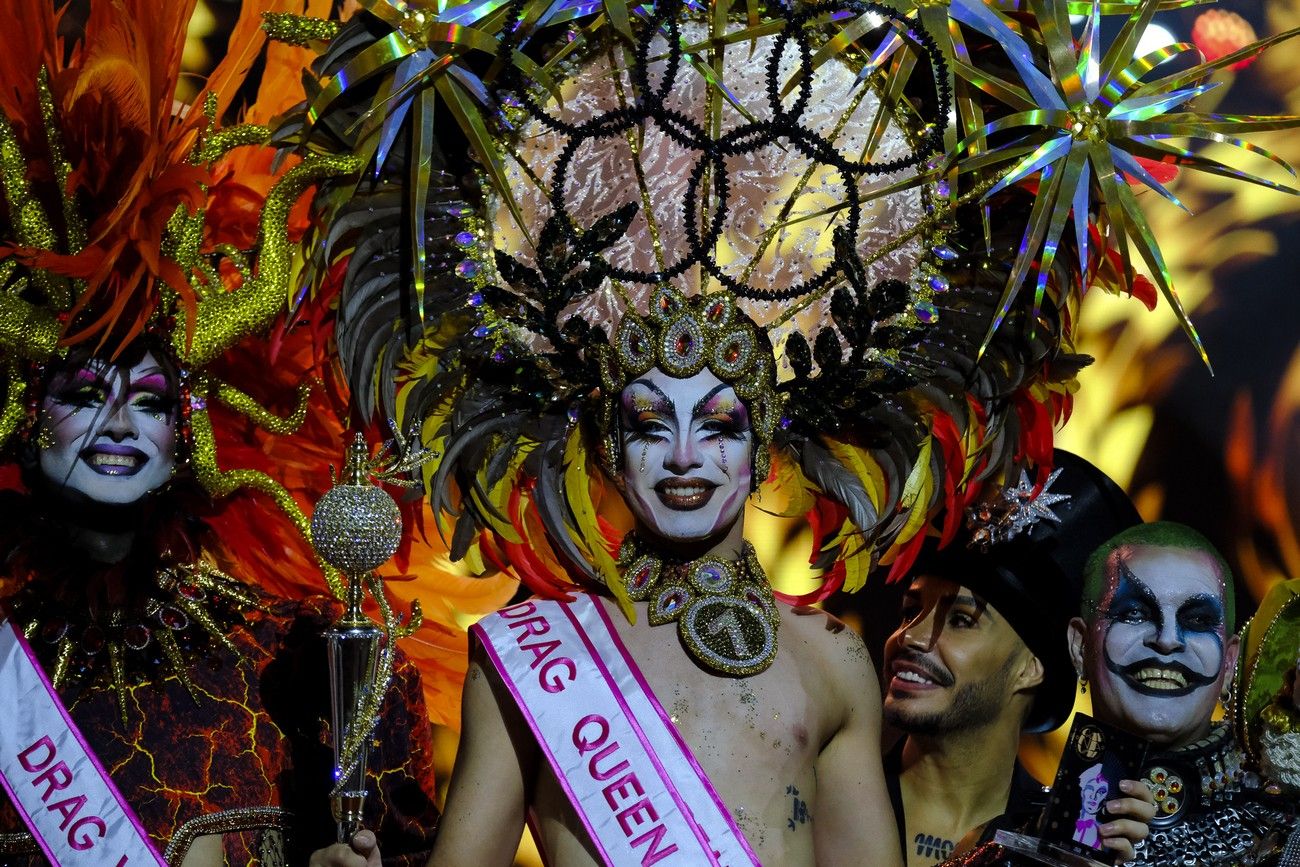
<box><xmin>311</xmin><ymin>431</ymin><xmax>427</xmax><ymax>842</ymax></box>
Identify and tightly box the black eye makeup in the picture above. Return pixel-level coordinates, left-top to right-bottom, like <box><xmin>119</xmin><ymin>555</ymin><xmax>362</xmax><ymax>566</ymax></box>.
<box><xmin>1176</xmin><ymin>596</ymin><xmax>1224</xmax><ymax>634</ymax></box>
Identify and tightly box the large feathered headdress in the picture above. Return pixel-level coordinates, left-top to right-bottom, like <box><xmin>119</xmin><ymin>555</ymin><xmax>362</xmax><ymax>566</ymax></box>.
<box><xmin>0</xmin><ymin>0</ymin><xmax>363</xmax><ymax>584</ymax></box>
<box><xmin>278</xmin><ymin>0</ymin><xmax>1299</xmax><ymax>610</ymax></box>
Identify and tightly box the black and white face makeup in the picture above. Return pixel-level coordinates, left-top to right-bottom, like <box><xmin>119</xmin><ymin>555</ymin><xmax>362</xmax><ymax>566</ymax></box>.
<box><xmin>1077</xmin><ymin>545</ymin><xmax>1238</xmax><ymax>747</ymax></box>
<box><xmin>618</xmin><ymin>367</ymin><xmax>753</xmax><ymax>551</ymax></box>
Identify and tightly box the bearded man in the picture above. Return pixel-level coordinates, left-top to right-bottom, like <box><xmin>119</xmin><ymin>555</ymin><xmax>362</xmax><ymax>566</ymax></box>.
<box><xmin>883</xmin><ymin>542</ymin><xmax>1153</xmax><ymax>866</ymax></box>
<box><xmin>881</xmin><ymin>453</ymin><xmax>1155</xmax><ymax>866</ymax></box>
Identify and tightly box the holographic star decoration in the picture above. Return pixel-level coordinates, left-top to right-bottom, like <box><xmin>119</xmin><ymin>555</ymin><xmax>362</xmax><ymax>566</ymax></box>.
<box><xmin>967</xmin><ymin>466</ymin><xmax>1070</xmax><ymax>548</ymax></box>
<box><xmin>1002</xmin><ymin>467</ymin><xmax>1070</xmax><ymax>535</ymax></box>
<box><xmin>945</xmin><ymin>0</ymin><xmax>1300</xmax><ymax>367</ymax></box>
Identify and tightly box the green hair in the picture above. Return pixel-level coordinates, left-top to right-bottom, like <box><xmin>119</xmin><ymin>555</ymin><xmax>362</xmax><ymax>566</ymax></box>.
<box><xmin>1080</xmin><ymin>521</ymin><xmax>1235</xmax><ymax>632</ymax></box>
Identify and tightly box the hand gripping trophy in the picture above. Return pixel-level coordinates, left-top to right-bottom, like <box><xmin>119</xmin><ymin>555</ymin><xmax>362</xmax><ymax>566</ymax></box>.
<box><xmin>311</xmin><ymin>430</ymin><xmax>430</xmax><ymax>843</ymax></box>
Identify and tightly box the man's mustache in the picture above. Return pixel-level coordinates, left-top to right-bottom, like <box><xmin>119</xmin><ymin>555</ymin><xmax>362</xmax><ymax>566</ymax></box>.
<box><xmin>890</xmin><ymin>649</ymin><xmax>956</xmax><ymax>688</ymax></box>
<box><xmin>1109</xmin><ymin>656</ymin><xmax>1218</xmax><ymax>696</ymax></box>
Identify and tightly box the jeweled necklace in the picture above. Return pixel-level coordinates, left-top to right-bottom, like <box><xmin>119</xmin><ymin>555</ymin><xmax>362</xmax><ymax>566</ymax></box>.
<box><xmin>6</xmin><ymin>559</ymin><xmax>262</xmax><ymax>724</ymax></box>
<box><xmin>618</xmin><ymin>533</ymin><xmax>779</xmax><ymax>676</ymax></box>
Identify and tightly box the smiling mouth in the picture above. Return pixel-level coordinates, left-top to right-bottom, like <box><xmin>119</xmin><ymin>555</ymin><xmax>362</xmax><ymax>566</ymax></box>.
<box><xmin>81</xmin><ymin>448</ymin><xmax>147</xmax><ymax>477</ymax></box>
<box><xmin>653</xmin><ymin>478</ymin><xmax>717</xmax><ymax>511</ymax></box>
<box><xmin>1117</xmin><ymin>659</ymin><xmax>1215</xmax><ymax>697</ymax></box>
<box><xmin>887</xmin><ymin>655</ymin><xmax>952</xmax><ymax>694</ymax></box>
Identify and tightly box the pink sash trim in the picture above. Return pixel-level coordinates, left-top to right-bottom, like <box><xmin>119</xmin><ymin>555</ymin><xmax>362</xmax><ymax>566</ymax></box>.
<box><xmin>473</xmin><ymin>595</ymin><xmax>761</xmax><ymax>867</ymax></box>
<box><xmin>0</xmin><ymin>617</ymin><xmax>167</xmax><ymax>866</ymax></box>
<box><xmin>587</xmin><ymin>600</ymin><xmax>762</xmax><ymax>865</ymax></box>
<box><xmin>556</xmin><ymin>602</ymin><xmax>720</xmax><ymax>861</ymax></box>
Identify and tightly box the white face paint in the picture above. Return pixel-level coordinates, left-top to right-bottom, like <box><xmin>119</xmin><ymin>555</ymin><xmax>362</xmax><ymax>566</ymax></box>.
<box><xmin>38</xmin><ymin>352</ymin><xmax>177</xmax><ymax>506</ymax></box>
<box><xmin>1085</xmin><ymin>546</ymin><xmax>1234</xmax><ymax>747</ymax></box>
<box><xmin>618</xmin><ymin>367</ymin><xmax>752</xmax><ymax>548</ymax></box>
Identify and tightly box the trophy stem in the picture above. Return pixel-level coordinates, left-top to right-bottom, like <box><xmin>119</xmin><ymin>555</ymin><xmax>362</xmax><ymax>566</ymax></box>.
<box><xmin>326</xmin><ymin>580</ymin><xmax>383</xmax><ymax>843</ymax></box>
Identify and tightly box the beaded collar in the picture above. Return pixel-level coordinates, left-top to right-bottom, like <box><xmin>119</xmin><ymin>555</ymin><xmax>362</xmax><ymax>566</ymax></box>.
<box><xmin>618</xmin><ymin>533</ymin><xmax>779</xmax><ymax>677</ymax></box>
<box><xmin>1128</xmin><ymin>723</ymin><xmax>1294</xmax><ymax>867</ymax></box>
<box><xmin>5</xmin><ymin>559</ymin><xmax>263</xmax><ymax>725</ymax></box>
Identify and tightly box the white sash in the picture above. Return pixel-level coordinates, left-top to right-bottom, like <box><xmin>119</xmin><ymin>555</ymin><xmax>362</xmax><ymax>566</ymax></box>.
<box><xmin>473</xmin><ymin>594</ymin><xmax>761</xmax><ymax>867</ymax></box>
<box><xmin>0</xmin><ymin>617</ymin><xmax>167</xmax><ymax>866</ymax></box>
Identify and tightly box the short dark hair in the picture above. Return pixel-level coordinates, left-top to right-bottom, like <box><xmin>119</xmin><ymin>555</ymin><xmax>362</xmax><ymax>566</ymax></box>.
<box><xmin>1080</xmin><ymin>521</ymin><xmax>1235</xmax><ymax>631</ymax></box>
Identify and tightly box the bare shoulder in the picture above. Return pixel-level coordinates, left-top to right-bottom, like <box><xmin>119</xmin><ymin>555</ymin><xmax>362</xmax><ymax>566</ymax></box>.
<box><xmin>779</xmin><ymin>604</ymin><xmax>877</xmax><ymax>689</ymax></box>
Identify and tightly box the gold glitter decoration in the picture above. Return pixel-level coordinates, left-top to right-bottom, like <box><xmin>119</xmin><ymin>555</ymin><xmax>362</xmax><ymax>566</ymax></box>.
<box><xmin>0</xmin><ymin>109</ymin><xmax>62</xmax><ymax>306</ymax></box>
<box><xmin>166</xmin><ymin>807</ymin><xmax>290</xmax><ymax>866</ymax></box>
<box><xmin>36</xmin><ymin>69</ymin><xmax>85</xmax><ymax>263</ymax></box>
<box><xmin>619</xmin><ymin>533</ymin><xmax>780</xmax><ymax>677</ymax></box>
<box><xmin>261</xmin><ymin>12</ymin><xmax>341</xmax><ymax>47</ymax></box>
<box><xmin>0</xmin><ymin>294</ymin><xmax>59</xmax><ymax>360</ymax></box>
<box><xmin>188</xmin><ymin>375</ymin><xmax>344</xmax><ymax>597</ymax></box>
<box><xmin>175</xmin><ymin>153</ymin><xmax>363</xmax><ymax>367</ymax></box>
<box><xmin>0</xmin><ymin>360</ymin><xmax>28</xmax><ymax>449</ymax></box>
<box><xmin>14</xmin><ymin>559</ymin><xmax>265</xmax><ymax>720</ymax></box>
<box><xmin>214</xmin><ymin>381</ymin><xmax>312</xmax><ymax>435</ymax></box>
<box><xmin>199</xmin><ymin>123</ymin><xmax>270</xmax><ymax>165</ymax></box>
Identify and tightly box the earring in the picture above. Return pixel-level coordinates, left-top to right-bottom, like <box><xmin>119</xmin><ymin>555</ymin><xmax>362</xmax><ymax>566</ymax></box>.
<box><xmin>1079</xmin><ymin>678</ymin><xmax>1088</xmax><ymax>695</ymax></box>
<box><xmin>1221</xmin><ymin>675</ymin><xmax>1236</xmax><ymax>709</ymax></box>
<box><xmin>639</xmin><ymin>443</ymin><xmax>648</xmax><ymax>474</ymax></box>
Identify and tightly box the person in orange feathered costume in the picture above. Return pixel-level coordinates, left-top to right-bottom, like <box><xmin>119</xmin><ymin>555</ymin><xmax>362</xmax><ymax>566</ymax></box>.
<box><xmin>0</xmin><ymin>0</ymin><xmax>510</xmax><ymax>863</ymax></box>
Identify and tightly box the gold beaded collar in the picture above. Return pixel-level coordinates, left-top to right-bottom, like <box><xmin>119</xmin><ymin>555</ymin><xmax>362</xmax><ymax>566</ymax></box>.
<box><xmin>618</xmin><ymin>532</ymin><xmax>779</xmax><ymax>677</ymax></box>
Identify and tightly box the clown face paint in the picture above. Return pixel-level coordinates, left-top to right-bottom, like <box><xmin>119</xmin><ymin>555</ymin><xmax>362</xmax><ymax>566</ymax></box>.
<box><xmin>38</xmin><ymin>352</ymin><xmax>178</xmax><ymax>506</ymax></box>
<box><xmin>619</xmin><ymin>367</ymin><xmax>752</xmax><ymax>550</ymax></box>
<box><xmin>1084</xmin><ymin>545</ymin><xmax>1234</xmax><ymax>747</ymax></box>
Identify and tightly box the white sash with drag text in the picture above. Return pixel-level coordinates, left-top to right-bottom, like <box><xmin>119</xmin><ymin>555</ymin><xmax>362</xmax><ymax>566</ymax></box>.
<box><xmin>0</xmin><ymin>617</ymin><xmax>167</xmax><ymax>867</ymax></box>
<box><xmin>473</xmin><ymin>594</ymin><xmax>761</xmax><ymax>867</ymax></box>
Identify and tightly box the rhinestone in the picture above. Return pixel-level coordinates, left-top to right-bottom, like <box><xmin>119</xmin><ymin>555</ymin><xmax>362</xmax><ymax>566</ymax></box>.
<box><xmin>82</xmin><ymin>626</ymin><xmax>105</xmax><ymax>654</ymax></box>
<box><xmin>456</xmin><ymin>260</ymin><xmax>480</xmax><ymax>278</ymax></box>
<box><xmin>40</xmin><ymin>617</ymin><xmax>69</xmax><ymax>643</ymax></box>
<box><xmin>124</xmin><ymin>624</ymin><xmax>151</xmax><ymax>650</ymax></box>
<box><xmin>159</xmin><ymin>606</ymin><xmax>189</xmax><ymax>630</ymax></box>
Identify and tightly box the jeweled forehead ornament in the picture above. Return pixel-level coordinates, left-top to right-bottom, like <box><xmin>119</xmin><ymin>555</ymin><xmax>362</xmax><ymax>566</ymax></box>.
<box><xmin>596</xmin><ymin>286</ymin><xmax>780</xmax><ymax>482</ymax></box>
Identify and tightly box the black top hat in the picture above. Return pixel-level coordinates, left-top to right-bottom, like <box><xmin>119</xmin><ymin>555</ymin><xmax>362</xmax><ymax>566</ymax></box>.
<box><xmin>913</xmin><ymin>450</ymin><xmax>1141</xmax><ymax>732</ymax></box>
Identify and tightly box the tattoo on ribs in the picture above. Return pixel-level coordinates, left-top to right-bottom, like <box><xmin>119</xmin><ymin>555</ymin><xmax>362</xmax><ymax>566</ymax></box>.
<box><xmin>786</xmin><ymin>785</ymin><xmax>812</xmax><ymax>830</ymax></box>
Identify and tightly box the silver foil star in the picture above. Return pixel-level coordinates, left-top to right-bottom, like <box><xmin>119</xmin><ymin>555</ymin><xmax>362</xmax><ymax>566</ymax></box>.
<box><xmin>999</xmin><ymin>467</ymin><xmax>1070</xmax><ymax>540</ymax></box>
<box><xmin>967</xmin><ymin>466</ymin><xmax>1072</xmax><ymax>549</ymax></box>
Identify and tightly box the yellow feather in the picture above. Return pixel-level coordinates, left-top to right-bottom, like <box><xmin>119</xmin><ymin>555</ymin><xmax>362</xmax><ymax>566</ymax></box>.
<box><xmin>842</xmin><ymin>537</ymin><xmax>872</xmax><ymax>593</ymax></box>
<box><xmin>896</xmin><ymin>434</ymin><xmax>935</xmax><ymax>545</ymax></box>
<box><xmin>823</xmin><ymin>515</ymin><xmax>858</xmax><ymax>552</ymax></box>
<box><xmin>825</xmin><ymin>439</ymin><xmax>887</xmax><ymax>513</ymax></box>
<box><xmin>477</xmin><ymin>439</ymin><xmax>535</xmax><ymax>543</ymax></box>
<box><xmin>562</xmin><ymin>426</ymin><xmax>633</xmax><ymax>621</ymax></box>
<box><xmin>758</xmin><ymin>450</ymin><xmax>816</xmax><ymax>517</ymax></box>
